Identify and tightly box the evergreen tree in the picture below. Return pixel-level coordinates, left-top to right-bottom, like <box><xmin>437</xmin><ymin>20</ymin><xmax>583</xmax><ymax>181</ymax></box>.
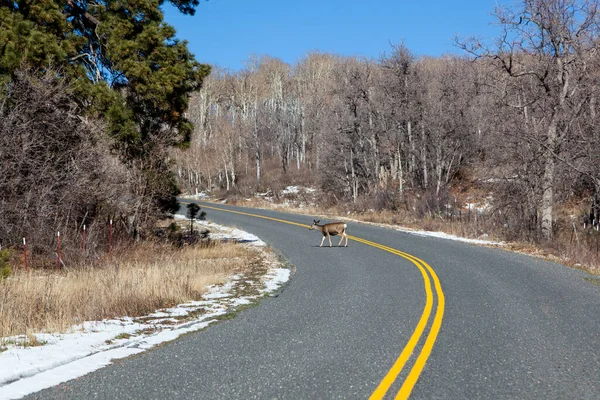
<box><xmin>0</xmin><ymin>0</ymin><xmax>211</xmax><ymax>221</ymax></box>
<box><xmin>186</xmin><ymin>202</ymin><xmax>205</xmax><ymax>236</ymax></box>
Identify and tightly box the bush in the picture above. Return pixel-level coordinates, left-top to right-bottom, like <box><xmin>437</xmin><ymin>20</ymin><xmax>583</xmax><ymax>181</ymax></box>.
<box><xmin>0</xmin><ymin>69</ymin><xmax>131</xmax><ymax>257</ymax></box>
<box><xmin>0</xmin><ymin>249</ymin><xmax>12</xmax><ymax>280</ymax></box>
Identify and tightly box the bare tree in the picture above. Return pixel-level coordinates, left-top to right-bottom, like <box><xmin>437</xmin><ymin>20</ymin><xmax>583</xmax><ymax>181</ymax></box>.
<box><xmin>293</xmin><ymin>52</ymin><xmax>336</xmax><ymax>172</ymax></box>
<box><xmin>0</xmin><ymin>69</ymin><xmax>130</xmax><ymax>255</ymax></box>
<box><xmin>459</xmin><ymin>0</ymin><xmax>600</xmax><ymax>239</ymax></box>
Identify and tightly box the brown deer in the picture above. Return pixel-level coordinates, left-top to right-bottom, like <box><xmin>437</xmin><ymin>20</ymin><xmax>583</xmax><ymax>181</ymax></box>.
<box><xmin>309</xmin><ymin>220</ymin><xmax>348</xmax><ymax>247</ymax></box>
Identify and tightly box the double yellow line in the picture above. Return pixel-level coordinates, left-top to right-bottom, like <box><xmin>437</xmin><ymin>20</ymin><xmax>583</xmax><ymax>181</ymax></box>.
<box><xmin>356</xmin><ymin>236</ymin><xmax>445</xmax><ymax>399</ymax></box>
<box><xmin>184</xmin><ymin>202</ymin><xmax>445</xmax><ymax>399</ymax></box>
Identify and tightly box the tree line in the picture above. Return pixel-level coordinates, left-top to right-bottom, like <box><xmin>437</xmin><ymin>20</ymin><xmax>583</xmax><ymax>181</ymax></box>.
<box><xmin>0</xmin><ymin>0</ymin><xmax>210</xmax><ymax>257</ymax></box>
<box><xmin>1</xmin><ymin>0</ymin><xmax>599</xmax><ymax>257</ymax></box>
<box><xmin>174</xmin><ymin>0</ymin><xmax>600</xmax><ymax>244</ymax></box>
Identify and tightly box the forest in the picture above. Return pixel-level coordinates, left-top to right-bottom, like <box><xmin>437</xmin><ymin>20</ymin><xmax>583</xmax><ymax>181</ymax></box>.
<box><xmin>173</xmin><ymin>0</ymin><xmax>600</xmax><ymax>267</ymax></box>
<box><xmin>1</xmin><ymin>0</ymin><xmax>599</xmax><ymax>270</ymax></box>
<box><xmin>0</xmin><ymin>0</ymin><xmax>210</xmax><ymax>260</ymax></box>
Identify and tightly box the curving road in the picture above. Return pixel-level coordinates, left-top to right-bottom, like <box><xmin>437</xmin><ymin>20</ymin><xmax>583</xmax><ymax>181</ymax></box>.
<box><xmin>27</xmin><ymin>201</ymin><xmax>600</xmax><ymax>399</ymax></box>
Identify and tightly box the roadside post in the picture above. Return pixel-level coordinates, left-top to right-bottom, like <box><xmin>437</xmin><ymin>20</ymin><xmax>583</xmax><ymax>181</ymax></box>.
<box><xmin>82</xmin><ymin>224</ymin><xmax>86</xmax><ymax>254</ymax></box>
<box><xmin>57</xmin><ymin>231</ymin><xmax>61</xmax><ymax>273</ymax></box>
<box><xmin>23</xmin><ymin>237</ymin><xmax>28</xmax><ymax>272</ymax></box>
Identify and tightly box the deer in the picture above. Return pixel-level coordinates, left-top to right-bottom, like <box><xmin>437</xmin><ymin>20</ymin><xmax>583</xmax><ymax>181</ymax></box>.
<box><xmin>309</xmin><ymin>220</ymin><xmax>348</xmax><ymax>247</ymax></box>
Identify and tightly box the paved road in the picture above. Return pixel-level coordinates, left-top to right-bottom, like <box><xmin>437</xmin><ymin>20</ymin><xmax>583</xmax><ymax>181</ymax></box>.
<box><xmin>28</xmin><ymin>202</ymin><xmax>600</xmax><ymax>399</ymax></box>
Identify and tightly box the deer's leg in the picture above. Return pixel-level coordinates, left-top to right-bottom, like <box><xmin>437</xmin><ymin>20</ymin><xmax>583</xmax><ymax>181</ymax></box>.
<box><xmin>327</xmin><ymin>232</ymin><xmax>332</xmax><ymax>247</ymax></box>
<box><xmin>338</xmin><ymin>233</ymin><xmax>344</xmax><ymax>247</ymax></box>
<box><xmin>344</xmin><ymin>231</ymin><xmax>348</xmax><ymax>247</ymax></box>
<box><xmin>320</xmin><ymin>236</ymin><xmax>325</xmax><ymax>247</ymax></box>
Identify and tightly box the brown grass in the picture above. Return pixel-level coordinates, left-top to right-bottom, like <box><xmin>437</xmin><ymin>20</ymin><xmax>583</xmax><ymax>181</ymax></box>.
<box><xmin>343</xmin><ymin>209</ymin><xmax>599</xmax><ymax>274</ymax></box>
<box><xmin>0</xmin><ymin>241</ymin><xmax>257</xmax><ymax>338</ymax></box>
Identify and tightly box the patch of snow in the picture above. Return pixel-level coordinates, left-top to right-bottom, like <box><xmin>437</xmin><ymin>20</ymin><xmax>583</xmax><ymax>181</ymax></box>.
<box><xmin>255</xmin><ymin>190</ymin><xmax>272</xmax><ymax>197</ymax></box>
<box><xmin>395</xmin><ymin>227</ymin><xmax>502</xmax><ymax>246</ymax></box>
<box><xmin>173</xmin><ymin>215</ymin><xmax>266</xmax><ymax>246</ymax></box>
<box><xmin>464</xmin><ymin>196</ymin><xmax>493</xmax><ymax>214</ymax></box>
<box><xmin>281</xmin><ymin>186</ymin><xmax>317</xmax><ymax>195</ymax></box>
<box><xmin>260</xmin><ymin>268</ymin><xmax>291</xmax><ymax>294</ymax></box>
<box><xmin>465</xmin><ymin>202</ymin><xmax>491</xmax><ymax>213</ymax></box>
<box><xmin>186</xmin><ymin>191</ymin><xmax>209</xmax><ymax>199</ymax></box>
<box><xmin>203</xmin><ymin>292</ymin><xmax>232</xmax><ymax>300</ymax></box>
<box><xmin>282</xmin><ymin>186</ymin><xmax>299</xmax><ymax>195</ymax></box>
<box><xmin>208</xmin><ymin>226</ymin><xmax>266</xmax><ymax>246</ymax></box>
<box><xmin>231</xmin><ymin>298</ymin><xmax>252</xmax><ymax>306</ymax></box>
<box><xmin>0</xmin><ymin>222</ymin><xmax>289</xmax><ymax>399</ymax></box>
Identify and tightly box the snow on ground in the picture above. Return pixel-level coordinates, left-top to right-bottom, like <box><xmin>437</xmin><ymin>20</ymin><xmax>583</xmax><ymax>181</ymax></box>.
<box><xmin>174</xmin><ymin>214</ymin><xmax>267</xmax><ymax>246</ymax></box>
<box><xmin>0</xmin><ymin>222</ymin><xmax>289</xmax><ymax>400</ymax></box>
<box><xmin>394</xmin><ymin>227</ymin><xmax>502</xmax><ymax>246</ymax></box>
<box><xmin>281</xmin><ymin>186</ymin><xmax>300</xmax><ymax>195</ymax></box>
<box><xmin>280</xmin><ymin>186</ymin><xmax>317</xmax><ymax>196</ymax></box>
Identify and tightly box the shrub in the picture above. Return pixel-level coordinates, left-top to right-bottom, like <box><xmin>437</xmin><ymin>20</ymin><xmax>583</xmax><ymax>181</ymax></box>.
<box><xmin>0</xmin><ymin>249</ymin><xmax>12</xmax><ymax>280</ymax></box>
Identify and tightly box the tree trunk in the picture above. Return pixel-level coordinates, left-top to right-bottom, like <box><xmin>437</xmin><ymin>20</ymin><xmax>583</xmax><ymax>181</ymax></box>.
<box><xmin>254</xmin><ymin>106</ymin><xmax>261</xmax><ymax>185</ymax></box>
<box><xmin>301</xmin><ymin>111</ymin><xmax>307</xmax><ymax>165</ymax></box>
<box><xmin>435</xmin><ymin>132</ymin><xmax>442</xmax><ymax>197</ymax></box>
<box><xmin>421</xmin><ymin>122</ymin><xmax>428</xmax><ymax>188</ymax></box>
<box><xmin>224</xmin><ymin>163</ymin><xmax>230</xmax><ymax>191</ymax></box>
<box><xmin>351</xmin><ymin>148</ymin><xmax>358</xmax><ymax>203</ymax></box>
<box><xmin>397</xmin><ymin>143</ymin><xmax>404</xmax><ymax>193</ymax></box>
<box><xmin>408</xmin><ymin>120</ymin><xmax>414</xmax><ymax>175</ymax></box>
<box><xmin>255</xmin><ymin>144</ymin><xmax>261</xmax><ymax>185</ymax></box>
<box><xmin>541</xmin><ymin>120</ymin><xmax>557</xmax><ymax>239</ymax></box>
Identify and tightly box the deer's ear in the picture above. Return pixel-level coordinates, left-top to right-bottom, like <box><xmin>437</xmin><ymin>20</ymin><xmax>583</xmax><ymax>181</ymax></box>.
<box><xmin>315</xmin><ymin>220</ymin><xmax>320</xmax><ymax>224</ymax></box>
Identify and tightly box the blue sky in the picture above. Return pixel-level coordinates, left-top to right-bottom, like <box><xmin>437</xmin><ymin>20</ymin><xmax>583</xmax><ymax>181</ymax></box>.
<box><xmin>163</xmin><ymin>0</ymin><xmax>512</xmax><ymax>71</ymax></box>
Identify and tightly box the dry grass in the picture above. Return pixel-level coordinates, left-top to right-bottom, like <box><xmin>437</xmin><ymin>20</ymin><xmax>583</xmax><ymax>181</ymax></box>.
<box><xmin>0</xmin><ymin>241</ymin><xmax>257</xmax><ymax>338</ymax></box>
<box><xmin>344</xmin><ymin>210</ymin><xmax>599</xmax><ymax>274</ymax></box>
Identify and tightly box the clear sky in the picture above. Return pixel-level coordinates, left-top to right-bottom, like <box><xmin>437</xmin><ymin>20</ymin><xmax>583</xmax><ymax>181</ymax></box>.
<box><xmin>163</xmin><ymin>0</ymin><xmax>513</xmax><ymax>71</ymax></box>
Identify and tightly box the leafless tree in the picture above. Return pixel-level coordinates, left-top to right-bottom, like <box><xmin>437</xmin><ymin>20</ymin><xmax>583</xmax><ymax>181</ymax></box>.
<box><xmin>458</xmin><ymin>0</ymin><xmax>600</xmax><ymax>239</ymax></box>
<box><xmin>0</xmin><ymin>69</ymin><xmax>130</xmax><ymax>256</ymax></box>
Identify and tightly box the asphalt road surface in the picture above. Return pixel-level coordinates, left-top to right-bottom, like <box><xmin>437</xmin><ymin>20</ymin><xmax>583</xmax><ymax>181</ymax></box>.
<box><xmin>27</xmin><ymin>201</ymin><xmax>600</xmax><ymax>399</ymax></box>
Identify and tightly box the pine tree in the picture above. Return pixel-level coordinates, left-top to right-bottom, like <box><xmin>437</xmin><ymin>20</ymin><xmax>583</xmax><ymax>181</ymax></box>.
<box><xmin>0</xmin><ymin>0</ymin><xmax>211</xmax><ymax>220</ymax></box>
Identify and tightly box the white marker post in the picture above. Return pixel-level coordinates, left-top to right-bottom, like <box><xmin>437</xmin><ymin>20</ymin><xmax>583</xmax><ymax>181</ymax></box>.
<box><xmin>23</xmin><ymin>237</ymin><xmax>28</xmax><ymax>272</ymax></box>
<box><xmin>82</xmin><ymin>224</ymin><xmax>86</xmax><ymax>254</ymax></box>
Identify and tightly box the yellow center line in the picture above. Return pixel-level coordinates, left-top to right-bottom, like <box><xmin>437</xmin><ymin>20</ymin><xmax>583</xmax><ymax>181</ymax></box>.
<box><xmin>182</xmin><ymin>201</ymin><xmax>445</xmax><ymax>399</ymax></box>
<box><xmin>353</xmin><ymin>237</ymin><xmax>445</xmax><ymax>399</ymax></box>
<box><xmin>360</xmin><ymin>236</ymin><xmax>434</xmax><ymax>400</ymax></box>
<box><xmin>193</xmin><ymin>202</ymin><xmax>311</xmax><ymax>228</ymax></box>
